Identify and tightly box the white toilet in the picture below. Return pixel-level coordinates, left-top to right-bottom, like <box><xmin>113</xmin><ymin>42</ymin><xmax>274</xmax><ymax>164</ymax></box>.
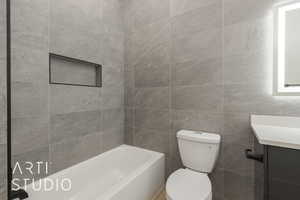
<box><xmin>166</xmin><ymin>130</ymin><xmax>221</xmax><ymax>200</ymax></box>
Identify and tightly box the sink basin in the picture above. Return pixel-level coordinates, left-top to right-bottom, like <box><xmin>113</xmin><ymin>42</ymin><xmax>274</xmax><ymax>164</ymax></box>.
<box><xmin>251</xmin><ymin>115</ymin><xmax>300</xmax><ymax>150</ymax></box>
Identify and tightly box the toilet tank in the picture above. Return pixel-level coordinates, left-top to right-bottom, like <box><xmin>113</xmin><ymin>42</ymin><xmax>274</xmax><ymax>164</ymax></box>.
<box><xmin>177</xmin><ymin>130</ymin><xmax>221</xmax><ymax>173</ymax></box>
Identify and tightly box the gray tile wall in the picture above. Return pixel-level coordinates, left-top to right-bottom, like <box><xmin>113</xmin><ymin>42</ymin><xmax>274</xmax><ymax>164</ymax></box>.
<box><xmin>11</xmin><ymin>0</ymin><xmax>124</xmax><ymax>188</ymax></box>
<box><xmin>124</xmin><ymin>0</ymin><xmax>300</xmax><ymax>200</ymax></box>
<box><xmin>6</xmin><ymin>0</ymin><xmax>300</xmax><ymax>199</ymax></box>
<box><xmin>0</xmin><ymin>0</ymin><xmax>7</xmax><ymax>198</ymax></box>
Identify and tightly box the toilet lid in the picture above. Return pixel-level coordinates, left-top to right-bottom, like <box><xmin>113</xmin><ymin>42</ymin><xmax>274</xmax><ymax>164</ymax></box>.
<box><xmin>166</xmin><ymin>169</ymin><xmax>211</xmax><ymax>200</ymax></box>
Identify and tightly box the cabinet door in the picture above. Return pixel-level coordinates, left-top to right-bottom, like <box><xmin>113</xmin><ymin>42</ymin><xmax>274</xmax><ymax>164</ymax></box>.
<box><xmin>268</xmin><ymin>146</ymin><xmax>300</xmax><ymax>200</ymax></box>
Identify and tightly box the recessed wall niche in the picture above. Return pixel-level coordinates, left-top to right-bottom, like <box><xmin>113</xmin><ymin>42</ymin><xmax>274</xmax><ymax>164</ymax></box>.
<box><xmin>49</xmin><ymin>53</ymin><xmax>102</xmax><ymax>87</ymax></box>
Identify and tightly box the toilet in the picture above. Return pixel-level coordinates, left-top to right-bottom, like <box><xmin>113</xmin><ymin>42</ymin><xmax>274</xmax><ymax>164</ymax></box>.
<box><xmin>166</xmin><ymin>130</ymin><xmax>221</xmax><ymax>200</ymax></box>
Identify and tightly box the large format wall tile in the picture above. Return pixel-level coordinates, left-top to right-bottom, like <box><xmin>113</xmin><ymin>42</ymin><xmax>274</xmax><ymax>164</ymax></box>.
<box><xmin>134</xmin><ymin>64</ymin><xmax>170</xmax><ymax>87</ymax></box>
<box><xmin>135</xmin><ymin>108</ymin><xmax>171</xmax><ymax>131</ymax></box>
<box><xmin>133</xmin><ymin>127</ymin><xmax>169</xmax><ymax>154</ymax></box>
<box><xmin>50</xmin><ymin>111</ymin><xmax>101</xmax><ymax>144</ymax></box>
<box><xmin>127</xmin><ymin>20</ymin><xmax>171</xmax><ymax>67</ymax></box>
<box><xmin>11</xmin><ymin>82</ymin><xmax>48</xmax><ymax>118</ymax></box>
<box><xmin>102</xmin><ymin>127</ymin><xmax>124</xmax><ymax>151</ymax></box>
<box><xmin>223</xmin><ymin>0</ymin><xmax>273</xmax><ymax>26</ymax></box>
<box><xmin>102</xmin><ymin>108</ymin><xmax>124</xmax><ymax>131</ymax></box>
<box><xmin>172</xmin><ymin>28</ymin><xmax>222</xmax><ymax>64</ymax></box>
<box><xmin>11</xmin><ymin>0</ymin><xmax>49</xmax><ymax>51</ymax></box>
<box><xmin>172</xmin><ymin>110</ymin><xmax>223</xmax><ymax>133</ymax></box>
<box><xmin>170</xmin><ymin>0</ymin><xmax>220</xmax><ymax>17</ymax></box>
<box><xmin>171</xmin><ymin>2</ymin><xmax>222</xmax><ymax>37</ymax></box>
<box><xmin>102</xmin><ymin>32</ymin><xmax>124</xmax><ymax>68</ymax></box>
<box><xmin>279</xmin><ymin>98</ymin><xmax>300</xmax><ymax>116</ymax></box>
<box><xmin>222</xmin><ymin>113</ymin><xmax>253</xmax><ymax>146</ymax></box>
<box><xmin>223</xmin><ymin>51</ymin><xmax>272</xmax><ymax>85</ymax></box>
<box><xmin>125</xmin><ymin>0</ymin><xmax>170</xmax><ymax>34</ymax></box>
<box><xmin>103</xmin><ymin>66</ymin><xmax>124</xmax><ymax>88</ymax></box>
<box><xmin>50</xmin><ymin>27</ymin><xmax>102</xmax><ymax>63</ymax></box>
<box><xmin>103</xmin><ymin>0</ymin><xmax>124</xmax><ymax>35</ymax></box>
<box><xmin>50</xmin><ymin>0</ymin><xmax>102</xmax><ymax>63</ymax></box>
<box><xmin>224</xmin><ymin>84</ymin><xmax>282</xmax><ymax>115</ymax></box>
<box><xmin>50</xmin><ymin>85</ymin><xmax>102</xmax><ymax>115</ymax></box>
<box><xmin>223</xmin><ymin>17</ymin><xmax>272</xmax><ymax>58</ymax></box>
<box><xmin>102</xmin><ymin>87</ymin><xmax>124</xmax><ymax>109</ymax></box>
<box><xmin>134</xmin><ymin>44</ymin><xmax>170</xmax><ymax>88</ymax></box>
<box><xmin>172</xmin><ymin>58</ymin><xmax>222</xmax><ymax>86</ymax></box>
<box><xmin>50</xmin><ymin>133</ymin><xmax>103</xmax><ymax>173</ymax></box>
<box><xmin>222</xmin><ymin>143</ymin><xmax>254</xmax><ymax>177</ymax></box>
<box><xmin>135</xmin><ymin>87</ymin><xmax>170</xmax><ymax>109</ymax></box>
<box><xmin>128</xmin><ymin>19</ymin><xmax>170</xmax><ymax>47</ymax></box>
<box><xmin>12</xmin><ymin>116</ymin><xmax>49</xmax><ymax>155</ymax></box>
<box><xmin>172</xmin><ymin>85</ymin><xmax>223</xmax><ymax>112</ymax></box>
<box><xmin>11</xmin><ymin>46</ymin><xmax>48</xmax><ymax>84</ymax></box>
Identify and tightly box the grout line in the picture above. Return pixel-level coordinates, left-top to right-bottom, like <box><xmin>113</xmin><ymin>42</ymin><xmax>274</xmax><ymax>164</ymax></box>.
<box><xmin>221</xmin><ymin>0</ymin><xmax>225</xmax><ymax>136</ymax></box>
<box><xmin>47</xmin><ymin>0</ymin><xmax>52</xmax><ymax>175</ymax></box>
<box><xmin>168</xmin><ymin>2</ymin><xmax>176</xmax><ymax>175</ymax></box>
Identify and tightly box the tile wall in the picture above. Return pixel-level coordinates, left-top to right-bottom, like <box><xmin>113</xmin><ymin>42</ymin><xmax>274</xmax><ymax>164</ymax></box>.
<box><xmin>10</xmin><ymin>0</ymin><xmax>125</xmax><ymax>189</ymax></box>
<box><xmin>0</xmin><ymin>0</ymin><xmax>7</xmax><ymax>198</ymax></box>
<box><xmin>124</xmin><ymin>0</ymin><xmax>300</xmax><ymax>199</ymax></box>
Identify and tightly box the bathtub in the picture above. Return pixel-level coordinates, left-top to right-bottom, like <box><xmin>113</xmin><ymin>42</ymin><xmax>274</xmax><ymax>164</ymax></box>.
<box><xmin>24</xmin><ymin>145</ymin><xmax>165</xmax><ymax>200</ymax></box>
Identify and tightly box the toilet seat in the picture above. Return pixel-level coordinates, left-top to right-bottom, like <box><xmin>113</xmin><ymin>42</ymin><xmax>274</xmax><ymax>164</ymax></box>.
<box><xmin>166</xmin><ymin>168</ymin><xmax>212</xmax><ymax>200</ymax></box>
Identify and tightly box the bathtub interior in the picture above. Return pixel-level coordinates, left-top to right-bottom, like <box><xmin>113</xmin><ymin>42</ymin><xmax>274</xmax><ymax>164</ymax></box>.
<box><xmin>24</xmin><ymin>145</ymin><xmax>164</xmax><ymax>200</ymax></box>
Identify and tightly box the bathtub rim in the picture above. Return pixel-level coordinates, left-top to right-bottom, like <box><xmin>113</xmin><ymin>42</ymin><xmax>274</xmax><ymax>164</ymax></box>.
<box><xmin>23</xmin><ymin>144</ymin><xmax>165</xmax><ymax>199</ymax></box>
<box><xmin>99</xmin><ymin>146</ymin><xmax>165</xmax><ymax>200</ymax></box>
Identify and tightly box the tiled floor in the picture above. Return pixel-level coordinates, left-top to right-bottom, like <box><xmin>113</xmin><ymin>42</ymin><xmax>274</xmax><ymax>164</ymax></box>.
<box><xmin>154</xmin><ymin>190</ymin><xmax>166</xmax><ymax>200</ymax></box>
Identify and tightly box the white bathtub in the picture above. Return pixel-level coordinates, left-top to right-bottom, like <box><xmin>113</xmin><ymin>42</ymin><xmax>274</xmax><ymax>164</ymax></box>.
<box><xmin>24</xmin><ymin>145</ymin><xmax>165</xmax><ymax>200</ymax></box>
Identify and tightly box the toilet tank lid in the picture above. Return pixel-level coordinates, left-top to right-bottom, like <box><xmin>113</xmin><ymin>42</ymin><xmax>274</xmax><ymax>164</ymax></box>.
<box><xmin>177</xmin><ymin>130</ymin><xmax>221</xmax><ymax>144</ymax></box>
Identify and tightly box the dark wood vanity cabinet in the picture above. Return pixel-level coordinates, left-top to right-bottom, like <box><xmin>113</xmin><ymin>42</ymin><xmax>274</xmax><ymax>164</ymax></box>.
<box><xmin>264</xmin><ymin>146</ymin><xmax>300</xmax><ymax>200</ymax></box>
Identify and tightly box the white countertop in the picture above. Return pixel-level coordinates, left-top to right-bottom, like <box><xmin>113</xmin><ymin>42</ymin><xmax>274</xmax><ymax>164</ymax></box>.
<box><xmin>251</xmin><ymin>115</ymin><xmax>300</xmax><ymax>150</ymax></box>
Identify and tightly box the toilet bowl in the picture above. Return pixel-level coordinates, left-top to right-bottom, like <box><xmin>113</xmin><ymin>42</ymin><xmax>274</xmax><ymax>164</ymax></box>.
<box><xmin>166</xmin><ymin>130</ymin><xmax>221</xmax><ymax>200</ymax></box>
<box><xmin>166</xmin><ymin>169</ymin><xmax>212</xmax><ymax>200</ymax></box>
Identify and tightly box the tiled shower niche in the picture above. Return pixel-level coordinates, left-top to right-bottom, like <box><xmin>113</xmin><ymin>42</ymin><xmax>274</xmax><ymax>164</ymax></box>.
<box><xmin>49</xmin><ymin>53</ymin><xmax>102</xmax><ymax>87</ymax></box>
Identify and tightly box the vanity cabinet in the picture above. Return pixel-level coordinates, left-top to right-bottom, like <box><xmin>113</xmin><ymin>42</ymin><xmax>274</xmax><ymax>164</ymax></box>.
<box><xmin>251</xmin><ymin>115</ymin><xmax>300</xmax><ymax>200</ymax></box>
<box><xmin>264</xmin><ymin>146</ymin><xmax>300</xmax><ymax>200</ymax></box>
